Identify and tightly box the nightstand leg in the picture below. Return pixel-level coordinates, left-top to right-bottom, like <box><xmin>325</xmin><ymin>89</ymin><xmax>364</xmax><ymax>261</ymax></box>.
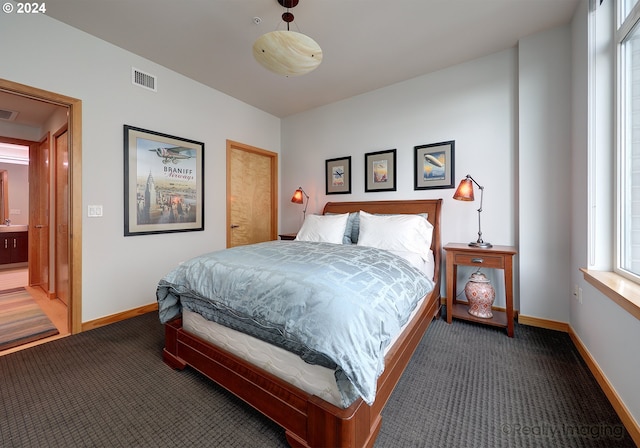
<box><xmin>446</xmin><ymin>256</ymin><xmax>457</xmax><ymax>324</ymax></box>
<box><xmin>505</xmin><ymin>258</ymin><xmax>514</xmax><ymax>337</ymax></box>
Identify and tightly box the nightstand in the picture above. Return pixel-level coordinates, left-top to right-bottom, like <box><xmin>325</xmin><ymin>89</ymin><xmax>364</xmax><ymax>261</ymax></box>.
<box><xmin>278</xmin><ymin>233</ymin><xmax>297</xmax><ymax>241</ymax></box>
<box><xmin>444</xmin><ymin>243</ymin><xmax>517</xmax><ymax>337</ymax></box>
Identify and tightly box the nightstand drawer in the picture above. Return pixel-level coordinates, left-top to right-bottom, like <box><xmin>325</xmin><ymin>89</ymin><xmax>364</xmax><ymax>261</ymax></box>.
<box><xmin>453</xmin><ymin>253</ymin><xmax>504</xmax><ymax>269</ymax></box>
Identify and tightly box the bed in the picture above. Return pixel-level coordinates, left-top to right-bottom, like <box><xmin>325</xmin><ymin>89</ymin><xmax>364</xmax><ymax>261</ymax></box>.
<box><xmin>158</xmin><ymin>199</ymin><xmax>443</xmax><ymax>448</ymax></box>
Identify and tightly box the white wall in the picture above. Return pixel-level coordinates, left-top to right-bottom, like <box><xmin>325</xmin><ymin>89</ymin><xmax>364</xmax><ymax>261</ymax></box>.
<box><xmin>518</xmin><ymin>27</ymin><xmax>573</xmax><ymax>322</ymax></box>
<box><xmin>0</xmin><ymin>122</ymin><xmax>42</xmax><ymax>141</ymax></box>
<box><xmin>282</xmin><ymin>49</ymin><xmax>518</xmax><ymax>305</ymax></box>
<box><xmin>0</xmin><ymin>13</ymin><xmax>281</xmax><ymax>321</ymax></box>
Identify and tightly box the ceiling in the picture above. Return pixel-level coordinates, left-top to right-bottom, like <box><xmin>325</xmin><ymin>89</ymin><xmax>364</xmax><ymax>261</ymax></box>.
<box><xmin>15</xmin><ymin>0</ymin><xmax>579</xmax><ymax>119</ymax></box>
<box><xmin>0</xmin><ymin>93</ymin><xmax>63</xmax><ymax>128</ymax></box>
<box><xmin>0</xmin><ymin>93</ymin><xmax>63</xmax><ymax>163</ymax></box>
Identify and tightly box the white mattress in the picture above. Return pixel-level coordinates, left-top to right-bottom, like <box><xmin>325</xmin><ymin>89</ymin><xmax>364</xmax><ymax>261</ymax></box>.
<box><xmin>183</xmin><ymin>291</ymin><xmax>428</xmax><ymax>408</ymax></box>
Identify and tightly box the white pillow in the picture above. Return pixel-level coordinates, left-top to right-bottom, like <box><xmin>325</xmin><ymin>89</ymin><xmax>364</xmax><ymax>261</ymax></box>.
<box><xmin>356</xmin><ymin>211</ymin><xmax>433</xmax><ymax>260</ymax></box>
<box><xmin>295</xmin><ymin>213</ymin><xmax>350</xmax><ymax>244</ymax></box>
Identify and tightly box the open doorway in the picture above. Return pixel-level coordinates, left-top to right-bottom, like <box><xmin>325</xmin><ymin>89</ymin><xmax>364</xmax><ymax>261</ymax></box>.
<box><xmin>0</xmin><ymin>135</ymin><xmax>68</xmax><ymax>348</ymax></box>
<box><xmin>0</xmin><ymin>78</ymin><xmax>82</xmax><ymax>336</ymax></box>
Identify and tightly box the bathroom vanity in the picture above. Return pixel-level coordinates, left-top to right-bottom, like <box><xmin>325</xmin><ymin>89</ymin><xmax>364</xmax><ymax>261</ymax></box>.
<box><xmin>0</xmin><ymin>225</ymin><xmax>28</xmax><ymax>265</ymax></box>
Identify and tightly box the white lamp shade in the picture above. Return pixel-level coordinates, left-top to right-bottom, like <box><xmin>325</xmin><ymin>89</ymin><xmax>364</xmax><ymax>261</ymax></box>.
<box><xmin>253</xmin><ymin>30</ymin><xmax>322</xmax><ymax>76</ymax></box>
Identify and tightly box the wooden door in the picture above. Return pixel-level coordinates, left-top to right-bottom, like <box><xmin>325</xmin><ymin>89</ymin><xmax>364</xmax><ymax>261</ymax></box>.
<box><xmin>28</xmin><ymin>134</ymin><xmax>50</xmax><ymax>289</ymax></box>
<box><xmin>55</xmin><ymin>128</ymin><xmax>69</xmax><ymax>305</ymax></box>
<box><xmin>226</xmin><ymin>140</ymin><xmax>278</xmax><ymax>248</ymax></box>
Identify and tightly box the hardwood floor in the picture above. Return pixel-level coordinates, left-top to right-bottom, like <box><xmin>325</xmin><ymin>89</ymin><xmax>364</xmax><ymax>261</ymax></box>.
<box><xmin>0</xmin><ymin>265</ymin><xmax>69</xmax><ymax>357</ymax></box>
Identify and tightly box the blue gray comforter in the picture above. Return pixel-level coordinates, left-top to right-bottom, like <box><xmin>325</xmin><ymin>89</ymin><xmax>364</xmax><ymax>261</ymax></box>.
<box><xmin>156</xmin><ymin>240</ymin><xmax>434</xmax><ymax>406</ymax></box>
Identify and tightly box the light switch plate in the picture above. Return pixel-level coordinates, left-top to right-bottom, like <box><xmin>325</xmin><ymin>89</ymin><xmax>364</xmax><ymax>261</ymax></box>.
<box><xmin>88</xmin><ymin>205</ymin><xmax>103</xmax><ymax>217</ymax></box>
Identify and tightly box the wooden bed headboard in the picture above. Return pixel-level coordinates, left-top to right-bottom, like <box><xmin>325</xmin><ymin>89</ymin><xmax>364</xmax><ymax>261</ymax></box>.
<box><xmin>322</xmin><ymin>199</ymin><xmax>443</xmax><ymax>286</ymax></box>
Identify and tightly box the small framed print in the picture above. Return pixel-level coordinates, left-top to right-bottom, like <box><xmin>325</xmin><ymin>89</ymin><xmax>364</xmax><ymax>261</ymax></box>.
<box><xmin>325</xmin><ymin>156</ymin><xmax>351</xmax><ymax>195</ymax></box>
<box><xmin>414</xmin><ymin>140</ymin><xmax>455</xmax><ymax>190</ymax></box>
<box><xmin>124</xmin><ymin>125</ymin><xmax>204</xmax><ymax>236</ymax></box>
<box><xmin>365</xmin><ymin>149</ymin><xmax>396</xmax><ymax>192</ymax></box>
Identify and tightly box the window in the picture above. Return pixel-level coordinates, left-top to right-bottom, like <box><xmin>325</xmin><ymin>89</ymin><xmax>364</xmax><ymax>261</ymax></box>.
<box><xmin>618</xmin><ymin>0</ymin><xmax>640</xmax><ymax>281</ymax></box>
<box><xmin>583</xmin><ymin>0</ymin><xmax>640</xmax><ymax>319</ymax></box>
<box><xmin>623</xmin><ymin>0</ymin><xmax>640</xmax><ymax>18</ymax></box>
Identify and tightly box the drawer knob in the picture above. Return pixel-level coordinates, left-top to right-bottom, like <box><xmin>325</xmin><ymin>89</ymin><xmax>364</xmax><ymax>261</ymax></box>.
<box><xmin>471</xmin><ymin>257</ymin><xmax>484</xmax><ymax>263</ymax></box>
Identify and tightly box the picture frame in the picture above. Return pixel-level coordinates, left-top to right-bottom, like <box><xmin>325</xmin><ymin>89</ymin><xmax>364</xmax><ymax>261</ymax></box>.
<box><xmin>414</xmin><ymin>140</ymin><xmax>455</xmax><ymax>190</ymax></box>
<box><xmin>365</xmin><ymin>149</ymin><xmax>397</xmax><ymax>192</ymax></box>
<box><xmin>325</xmin><ymin>156</ymin><xmax>351</xmax><ymax>194</ymax></box>
<box><xmin>124</xmin><ymin>125</ymin><xmax>204</xmax><ymax>236</ymax></box>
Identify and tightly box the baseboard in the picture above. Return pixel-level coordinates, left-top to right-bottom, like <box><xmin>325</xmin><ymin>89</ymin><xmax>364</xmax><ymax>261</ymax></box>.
<box><xmin>517</xmin><ymin>314</ymin><xmax>569</xmax><ymax>332</ymax></box>
<box><xmin>81</xmin><ymin>302</ymin><xmax>158</xmax><ymax>332</ymax></box>
<box><xmin>567</xmin><ymin>327</ymin><xmax>640</xmax><ymax>446</ymax></box>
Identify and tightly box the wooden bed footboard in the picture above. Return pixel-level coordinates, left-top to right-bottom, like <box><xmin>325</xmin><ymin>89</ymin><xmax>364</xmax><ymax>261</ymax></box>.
<box><xmin>163</xmin><ymin>288</ymin><xmax>440</xmax><ymax>448</ymax></box>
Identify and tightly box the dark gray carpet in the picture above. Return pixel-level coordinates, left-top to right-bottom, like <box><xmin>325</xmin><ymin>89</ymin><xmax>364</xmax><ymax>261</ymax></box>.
<box><xmin>0</xmin><ymin>311</ymin><xmax>635</xmax><ymax>447</ymax></box>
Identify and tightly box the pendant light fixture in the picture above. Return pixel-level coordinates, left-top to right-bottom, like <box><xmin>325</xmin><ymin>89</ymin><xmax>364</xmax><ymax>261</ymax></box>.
<box><xmin>253</xmin><ymin>0</ymin><xmax>323</xmax><ymax>77</ymax></box>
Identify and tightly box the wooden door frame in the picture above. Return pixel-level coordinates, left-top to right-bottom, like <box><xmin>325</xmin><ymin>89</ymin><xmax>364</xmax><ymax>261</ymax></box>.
<box><xmin>226</xmin><ymin>140</ymin><xmax>278</xmax><ymax>247</ymax></box>
<box><xmin>0</xmin><ymin>78</ymin><xmax>83</xmax><ymax>334</ymax></box>
<box><xmin>53</xmin><ymin>124</ymin><xmax>69</xmax><ymax>306</ymax></box>
<box><xmin>30</xmin><ymin>133</ymin><xmax>50</xmax><ymax>290</ymax></box>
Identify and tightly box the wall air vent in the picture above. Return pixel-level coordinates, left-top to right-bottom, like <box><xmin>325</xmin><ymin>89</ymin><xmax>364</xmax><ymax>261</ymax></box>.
<box><xmin>132</xmin><ymin>68</ymin><xmax>157</xmax><ymax>92</ymax></box>
<box><xmin>0</xmin><ymin>108</ymin><xmax>18</xmax><ymax>121</ymax></box>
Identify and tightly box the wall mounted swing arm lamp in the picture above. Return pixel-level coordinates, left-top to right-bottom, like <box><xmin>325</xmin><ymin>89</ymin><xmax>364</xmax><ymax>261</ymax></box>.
<box><xmin>291</xmin><ymin>186</ymin><xmax>309</xmax><ymax>219</ymax></box>
<box><xmin>453</xmin><ymin>174</ymin><xmax>492</xmax><ymax>248</ymax></box>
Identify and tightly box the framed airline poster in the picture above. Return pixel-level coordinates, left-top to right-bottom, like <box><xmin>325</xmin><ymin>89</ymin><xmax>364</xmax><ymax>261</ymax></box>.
<box><xmin>325</xmin><ymin>156</ymin><xmax>351</xmax><ymax>194</ymax></box>
<box><xmin>123</xmin><ymin>125</ymin><xmax>204</xmax><ymax>236</ymax></box>
<box><xmin>365</xmin><ymin>149</ymin><xmax>396</xmax><ymax>192</ymax></box>
<box><xmin>414</xmin><ymin>140</ymin><xmax>455</xmax><ymax>190</ymax></box>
